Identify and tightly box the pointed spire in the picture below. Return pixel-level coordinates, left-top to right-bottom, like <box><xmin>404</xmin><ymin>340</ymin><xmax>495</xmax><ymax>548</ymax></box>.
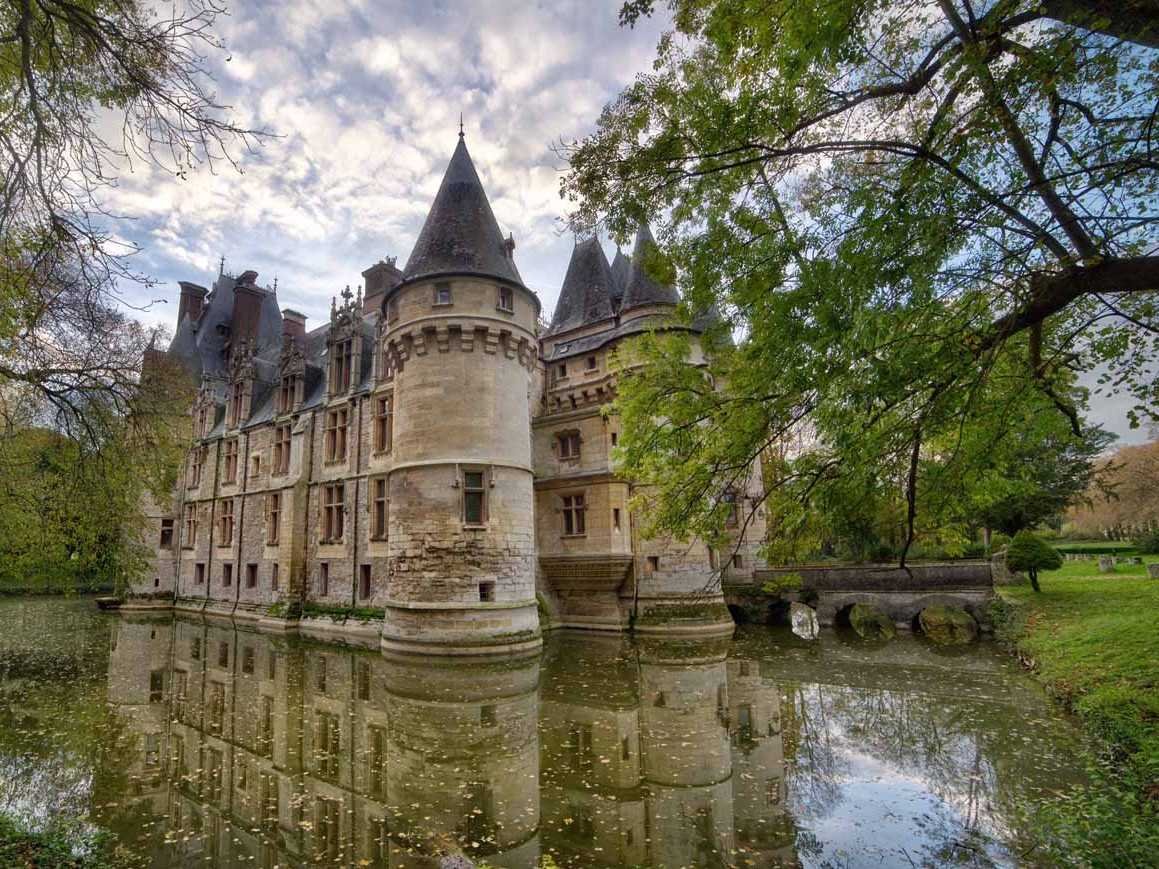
<box><xmin>402</xmin><ymin>137</ymin><xmax>523</xmax><ymax>286</ymax></box>
<box><xmin>458</xmin><ymin>112</ymin><xmax>464</xmax><ymax>139</ymax></box>
<box><xmin>549</xmin><ymin>237</ymin><xmax>616</xmax><ymax>334</ymax></box>
<box><xmin>620</xmin><ymin>223</ymin><xmax>678</xmax><ymax>312</ymax></box>
<box><xmin>610</xmin><ymin>246</ymin><xmax>631</xmax><ymax>308</ymax></box>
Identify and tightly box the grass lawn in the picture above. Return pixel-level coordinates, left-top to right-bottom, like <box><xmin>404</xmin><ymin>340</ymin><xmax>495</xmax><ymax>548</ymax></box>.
<box><xmin>996</xmin><ymin>557</ymin><xmax>1159</xmax><ymax>789</ymax></box>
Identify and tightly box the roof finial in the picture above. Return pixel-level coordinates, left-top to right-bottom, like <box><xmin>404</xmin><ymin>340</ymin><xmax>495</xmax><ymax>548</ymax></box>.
<box><xmin>458</xmin><ymin>112</ymin><xmax>464</xmax><ymax>139</ymax></box>
<box><xmin>272</xmin><ymin>275</ymin><xmax>279</xmax><ymax>292</ymax></box>
<box><xmin>218</xmin><ymin>254</ymin><xmax>226</xmax><ymax>276</ymax></box>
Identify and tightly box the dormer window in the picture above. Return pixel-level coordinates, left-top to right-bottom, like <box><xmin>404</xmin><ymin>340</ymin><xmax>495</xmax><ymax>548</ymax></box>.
<box><xmin>723</xmin><ymin>488</ymin><xmax>740</xmax><ymax>527</ymax></box>
<box><xmin>227</xmin><ymin>380</ymin><xmax>244</xmax><ymax>427</ymax></box>
<box><xmin>330</xmin><ymin>339</ymin><xmax>353</xmax><ymax>393</ymax></box>
<box><xmin>497</xmin><ymin>286</ymin><xmax>513</xmax><ymax>313</ymax></box>
<box><xmin>196</xmin><ymin>405</ymin><xmax>209</xmax><ymax>438</ymax></box>
<box><xmin>279</xmin><ymin>374</ymin><xmax>297</xmax><ymax>414</ymax></box>
<box><xmin>434</xmin><ymin>283</ymin><xmax>452</xmax><ymax>306</ymax></box>
<box><xmin>553</xmin><ymin>363</ymin><xmax>567</xmax><ymax>384</ymax></box>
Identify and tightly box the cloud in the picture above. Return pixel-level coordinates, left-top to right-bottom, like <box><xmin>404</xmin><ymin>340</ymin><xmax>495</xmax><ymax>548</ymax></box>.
<box><xmin>107</xmin><ymin>0</ymin><xmax>666</xmax><ymax>335</ymax></box>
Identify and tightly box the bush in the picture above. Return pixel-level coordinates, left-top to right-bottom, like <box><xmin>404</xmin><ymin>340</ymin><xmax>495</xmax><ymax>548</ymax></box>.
<box><xmin>1136</xmin><ymin>531</ymin><xmax>1159</xmax><ymax>555</ymax></box>
<box><xmin>1006</xmin><ymin>531</ymin><xmax>1062</xmax><ymax>592</ymax></box>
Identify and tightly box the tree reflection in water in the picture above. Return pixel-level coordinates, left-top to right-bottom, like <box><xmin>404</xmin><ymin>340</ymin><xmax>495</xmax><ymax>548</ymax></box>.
<box><xmin>0</xmin><ymin>598</ymin><xmax>1086</xmax><ymax>867</ymax></box>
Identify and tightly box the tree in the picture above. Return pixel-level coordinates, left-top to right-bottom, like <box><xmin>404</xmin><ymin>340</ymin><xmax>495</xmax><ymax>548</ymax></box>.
<box><xmin>1005</xmin><ymin>530</ymin><xmax>1062</xmax><ymax>591</ymax></box>
<box><xmin>969</xmin><ymin>423</ymin><xmax>1114</xmax><ymax>537</ymax></box>
<box><xmin>1066</xmin><ymin>439</ymin><xmax>1159</xmax><ymax>538</ymax></box>
<box><xmin>566</xmin><ymin>0</ymin><xmax>1157</xmax><ymax>564</ymax></box>
<box><xmin>1</xmin><ymin>0</ymin><xmax>260</xmax><ymax>441</ymax></box>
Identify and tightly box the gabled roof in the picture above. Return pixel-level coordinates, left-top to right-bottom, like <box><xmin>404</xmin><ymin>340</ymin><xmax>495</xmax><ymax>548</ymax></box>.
<box><xmin>621</xmin><ymin>224</ymin><xmax>679</xmax><ymax>312</ymax></box>
<box><xmin>610</xmin><ymin>247</ymin><xmax>631</xmax><ymax>308</ymax></box>
<box><xmin>548</xmin><ymin>237</ymin><xmax>616</xmax><ymax>334</ymax></box>
<box><xmin>402</xmin><ymin>136</ymin><xmax>523</xmax><ymax>286</ymax></box>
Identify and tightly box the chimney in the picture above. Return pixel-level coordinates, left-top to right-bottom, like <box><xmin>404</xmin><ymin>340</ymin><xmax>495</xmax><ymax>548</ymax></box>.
<box><xmin>282</xmin><ymin>308</ymin><xmax>307</xmax><ymax>340</ymax></box>
<box><xmin>177</xmin><ymin>281</ymin><xmax>208</xmax><ymax>325</ymax></box>
<box><xmin>361</xmin><ymin>257</ymin><xmax>403</xmax><ymax>315</ymax></box>
<box><xmin>230</xmin><ymin>270</ymin><xmax>264</xmax><ymax>344</ymax></box>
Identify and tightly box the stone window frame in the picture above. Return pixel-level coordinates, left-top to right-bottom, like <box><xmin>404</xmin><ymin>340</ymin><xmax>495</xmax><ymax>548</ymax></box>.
<box><xmin>323</xmin><ymin>408</ymin><xmax>349</xmax><ymax>464</ymax></box>
<box><xmin>321</xmin><ymin>484</ymin><xmax>345</xmax><ymax>543</ymax></box>
<box><xmin>552</xmin><ymin>362</ymin><xmax>568</xmax><ymax>384</ymax></box>
<box><xmin>245</xmin><ymin>563</ymin><xmax>258</xmax><ymax>589</ymax></box>
<box><xmin>227</xmin><ymin>379</ymin><xmax>244</xmax><ymax>428</ymax></box>
<box><xmin>556</xmin><ymin>429</ymin><xmax>582</xmax><ymax>461</ymax></box>
<box><xmin>561</xmin><ymin>491</ymin><xmax>587</xmax><ymax>537</ymax></box>
<box><xmin>496</xmin><ymin>285</ymin><xmax>514</xmax><ymax>313</ymax></box>
<box><xmin>372</xmin><ymin>394</ymin><xmax>393</xmax><ymax>454</ymax></box>
<box><xmin>194</xmin><ymin>563</ymin><xmax>205</xmax><ymax>585</ymax></box>
<box><xmin>222</xmin><ymin>562</ymin><xmax>233</xmax><ymax>588</ymax></box>
<box><xmin>218</xmin><ymin>499</ymin><xmax>235</xmax><ymax>547</ymax></box>
<box><xmin>433</xmin><ymin>281</ymin><xmax>453</xmax><ymax>307</ymax></box>
<box><xmin>179</xmin><ymin>507</ymin><xmax>195</xmax><ymax>546</ymax></box>
<box><xmin>585</xmin><ymin>354</ymin><xmax>598</xmax><ymax>372</ymax></box>
<box><xmin>460</xmin><ymin>465</ymin><xmax>489</xmax><ymax>528</ymax></box>
<box><xmin>271</xmin><ymin>563</ymin><xmax>280</xmax><ymax>592</ymax></box>
<box><xmin>266</xmin><ymin>492</ymin><xmax>281</xmax><ymax>546</ymax></box>
<box><xmin>187</xmin><ymin>446</ymin><xmax>203</xmax><ymax>488</ymax></box>
<box><xmin>358</xmin><ymin>564</ymin><xmax>372</xmax><ymax>601</ymax></box>
<box><xmin>722</xmin><ymin>487</ymin><xmax>740</xmax><ymax>527</ymax></box>
<box><xmin>159</xmin><ymin>518</ymin><xmax>174</xmax><ymax>549</ymax></box>
<box><xmin>273</xmin><ymin>424</ymin><xmax>291</xmax><ymax>475</ymax></box>
<box><xmin>369</xmin><ymin>476</ymin><xmax>388</xmax><ymax>541</ymax></box>
<box><xmin>330</xmin><ymin>338</ymin><xmax>354</xmax><ymax>394</ymax></box>
<box><xmin>223</xmin><ymin>438</ymin><xmax>239</xmax><ymax>485</ymax></box>
<box><xmin>386</xmin><ymin>295</ymin><xmax>400</xmax><ymax>323</ymax></box>
<box><xmin>278</xmin><ymin>373</ymin><xmax>299</xmax><ymax>415</ymax></box>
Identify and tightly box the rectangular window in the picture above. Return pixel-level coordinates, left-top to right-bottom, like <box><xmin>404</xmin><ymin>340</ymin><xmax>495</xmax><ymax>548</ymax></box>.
<box><xmin>387</xmin><ymin>296</ymin><xmax>400</xmax><ymax>322</ymax></box>
<box><xmin>184</xmin><ymin>506</ymin><xmax>198</xmax><ymax>547</ymax></box>
<box><xmin>462</xmin><ymin>469</ymin><xmax>486</xmax><ymax>526</ymax></box>
<box><xmin>322</xmin><ymin>485</ymin><xmax>344</xmax><ymax>542</ymax></box>
<box><xmin>723</xmin><ymin>489</ymin><xmax>739</xmax><ymax>527</ymax></box>
<box><xmin>613</xmin><ymin>508</ymin><xmax>621</xmax><ymax>532</ymax></box>
<box><xmin>196</xmin><ymin>405</ymin><xmax>209</xmax><ymax>438</ymax></box>
<box><xmin>246</xmin><ymin>563</ymin><xmax>258</xmax><ymax>589</ymax></box>
<box><xmin>273</xmin><ymin>424</ymin><xmax>291</xmax><ymax>474</ymax></box>
<box><xmin>268</xmin><ymin>652</ymin><xmax>277</xmax><ymax>681</ymax></box>
<box><xmin>242</xmin><ymin>646</ymin><xmax>255</xmax><ymax>674</ymax></box>
<box><xmin>359</xmin><ymin>564</ymin><xmax>371</xmax><ymax>601</ymax></box>
<box><xmin>562</xmin><ymin>494</ymin><xmax>586</xmax><ymax>536</ymax></box>
<box><xmin>646</xmin><ymin>555</ymin><xmax>660</xmax><ymax>574</ymax></box>
<box><xmin>370</xmin><ymin>477</ymin><xmax>388</xmax><ymax>540</ymax></box>
<box><xmin>320</xmin><ymin>562</ymin><xmax>330</xmax><ymax>596</ymax></box>
<box><xmin>271</xmin><ymin>563</ymin><xmax>280</xmax><ymax>592</ymax></box>
<box><xmin>222</xmin><ymin>563</ymin><xmax>233</xmax><ymax>587</ymax></box>
<box><xmin>554</xmin><ymin>363</ymin><xmax>567</xmax><ymax>383</ymax></box>
<box><xmin>160</xmin><ymin>518</ymin><xmax>174</xmax><ymax>549</ymax></box>
<box><xmin>188</xmin><ymin>447</ymin><xmax>203</xmax><ymax>487</ymax></box>
<box><xmin>497</xmin><ymin>285</ymin><xmax>513</xmax><ymax>312</ymax></box>
<box><xmin>611</xmin><ymin>431</ymin><xmax>618</xmax><ymax>447</ymax></box>
<box><xmin>558</xmin><ymin>431</ymin><xmax>581</xmax><ymax>460</ymax></box>
<box><xmin>174</xmin><ymin>672</ymin><xmax>188</xmax><ymax>722</ymax></box>
<box><xmin>316</xmin><ymin>659</ymin><xmax>327</xmax><ymax>693</ymax></box>
<box><xmin>219</xmin><ymin>499</ymin><xmax>234</xmax><ymax>546</ymax></box>
<box><xmin>367</xmin><ymin>726</ymin><xmax>386</xmax><ymax>797</ymax></box>
<box><xmin>228</xmin><ymin>380</ymin><xmax>244</xmax><ymax>427</ymax></box>
<box><xmin>195</xmin><ymin>563</ymin><xmax>205</xmax><ymax>585</ymax></box>
<box><xmin>373</xmin><ymin>396</ymin><xmax>393</xmax><ymax>453</ymax></box>
<box><xmin>434</xmin><ymin>282</ymin><xmax>452</xmax><ymax>305</ymax></box>
<box><xmin>266</xmin><ymin>492</ymin><xmax>280</xmax><ymax>545</ymax></box>
<box><xmin>733</xmin><ymin>554</ymin><xmax>744</xmax><ymax>569</ymax></box>
<box><xmin>223</xmin><ymin>439</ymin><xmax>238</xmax><ymax>484</ymax></box>
<box><xmin>251</xmin><ymin>454</ymin><xmax>261</xmax><ymax>477</ymax></box>
<box><xmin>218</xmin><ymin>641</ymin><xmax>229</xmax><ymax>668</ymax></box>
<box><xmin>479</xmin><ymin>581</ymin><xmax>494</xmax><ymax>603</ymax></box>
<box><xmin>208</xmin><ymin>683</ymin><xmax>224</xmax><ymax>734</ymax></box>
<box><xmin>331</xmin><ymin>339</ymin><xmax>353</xmax><ymax>393</ymax></box>
<box><xmin>149</xmin><ymin>670</ymin><xmax>164</xmax><ymax>703</ymax></box>
<box><xmin>279</xmin><ymin>373</ymin><xmax>297</xmax><ymax>414</ymax></box>
<box><xmin>586</xmin><ymin>355</ymin><xmax>597</xmax><ymax>371</ymax></box>
<box><xmin>324</xmin><ymin>409</ymin><xmax>348</xmax><ymax>463</ymax></box>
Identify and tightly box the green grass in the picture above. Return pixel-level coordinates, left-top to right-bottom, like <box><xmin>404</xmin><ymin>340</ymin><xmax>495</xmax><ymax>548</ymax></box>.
<box><xmin>994</xmin><ymin>558</ymin><xmax>1159</xmax><ymax>862</ymax></box>
<box><xmin>1051</xmin><ymin>540</ymin><xmax>1139</xmax><ymax>555</ymax></box>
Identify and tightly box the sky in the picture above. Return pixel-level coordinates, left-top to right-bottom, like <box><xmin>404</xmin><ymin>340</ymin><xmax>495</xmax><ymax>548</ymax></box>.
<box><xmin>107</xmin><ymin>0</ymin><xmax>1147</xmax><ymax>446</ymax></box>
<box><xmin>112</xmin><ymin>0</ymin><xmax>665</xmax><ymax>335</ymax></box>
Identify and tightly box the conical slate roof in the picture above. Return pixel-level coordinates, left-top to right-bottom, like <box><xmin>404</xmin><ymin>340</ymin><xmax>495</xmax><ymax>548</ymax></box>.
<box><xmin>548</xmin><ymin>237</ymin><xmax>616</xmax><ymax>334</ymax></box>
<box><xmin>610</xmin><ymin>247</ymin><xmax>631</xmax><ymax>308</ymax></box>
<box><xmin>403</xmin><ymin>136</ymin><xmax>522</xmax><ymax>285</ymax></box>
<box><xmin>621</xmin><ymin>224</ymin><xmax>678</xmax><ymax>311</ymax></box>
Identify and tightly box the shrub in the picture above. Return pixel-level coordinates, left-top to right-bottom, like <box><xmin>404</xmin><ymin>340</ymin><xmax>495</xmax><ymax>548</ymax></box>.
<box><xmin>1136</xmin><ymin>531</ymin><xmax>1159</xmax><ymax>555</ymax></box>
<box><xmin>1006</xmin><ymin>531</ymin><xmax>1062</xmax><ymax>592</ymax></box>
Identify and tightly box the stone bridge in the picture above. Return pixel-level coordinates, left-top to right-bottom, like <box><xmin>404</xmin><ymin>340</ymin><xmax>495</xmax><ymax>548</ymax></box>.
<box><xmin>726</xmin><ymin>561</ymin><xmax>995</xmax><ymax>630</ymax></box>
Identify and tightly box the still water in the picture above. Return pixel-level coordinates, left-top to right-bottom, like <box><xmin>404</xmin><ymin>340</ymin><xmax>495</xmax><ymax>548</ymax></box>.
<box><xmin>0</xmin><ymin>597</ymin><xmax>1086</xmax><ymax>868</ymax></box>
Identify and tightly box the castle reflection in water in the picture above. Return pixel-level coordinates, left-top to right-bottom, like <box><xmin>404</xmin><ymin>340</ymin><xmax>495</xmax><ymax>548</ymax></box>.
<box><xmin>102</xmin><ymin>616</ymin><xmax>794</xmax><ymax>868</ymax></box>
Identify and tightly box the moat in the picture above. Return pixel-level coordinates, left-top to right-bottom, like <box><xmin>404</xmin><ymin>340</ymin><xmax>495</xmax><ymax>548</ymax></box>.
<box><xmin>0</xmin><ymin>597</ymin><xmax>1087</xmax><ymax>867</ymax></box>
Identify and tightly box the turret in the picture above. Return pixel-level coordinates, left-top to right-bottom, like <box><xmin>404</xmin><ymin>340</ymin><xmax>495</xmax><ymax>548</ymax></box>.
<box><xmin>379</xmin><ymin>134</ymin><xmax>542</xmax><ymax>656</ymax></box>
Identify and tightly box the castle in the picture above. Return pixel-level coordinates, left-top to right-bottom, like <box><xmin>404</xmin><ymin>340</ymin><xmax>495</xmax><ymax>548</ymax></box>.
<box><xmin>138</xmin><ymin>133</ymin><xmax>767</xmax><ymax>654</ymax></box>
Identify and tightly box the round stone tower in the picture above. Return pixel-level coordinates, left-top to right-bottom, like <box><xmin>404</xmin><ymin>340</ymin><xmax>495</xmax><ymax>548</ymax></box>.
<box><xmin>379</xmin><ymin>133</ymin><xmax>542</xmax><ymax>656</ymax></box>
